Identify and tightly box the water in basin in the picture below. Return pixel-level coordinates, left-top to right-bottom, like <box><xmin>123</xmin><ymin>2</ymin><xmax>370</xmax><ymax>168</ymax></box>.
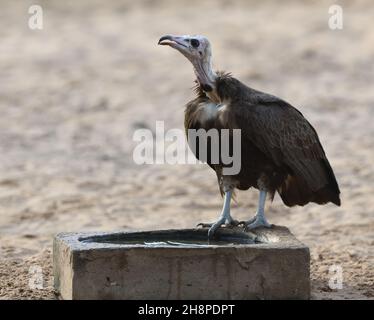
<box><xmin>79</xmin><ymin>229</ymin><xmax>261</xmax><ymax>246</ymax></box>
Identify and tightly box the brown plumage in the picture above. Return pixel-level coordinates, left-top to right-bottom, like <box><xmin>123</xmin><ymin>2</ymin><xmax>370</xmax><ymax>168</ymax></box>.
<box><xmin>159</xmin><ymin>34</ymin><xmax>340</xmax><ymax>237</ymax></box>
<box><xmin>185</xmin><ymin>72</ymin><xmax>341</xmax><ymax>207</ymax></box>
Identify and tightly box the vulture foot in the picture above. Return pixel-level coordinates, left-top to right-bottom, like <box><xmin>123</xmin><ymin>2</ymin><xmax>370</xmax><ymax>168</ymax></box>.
<box><xmin>197</xmin><ymin>218</ymin><xmax>240</xmax><ymax>239</ymax></box>
<box><xmin>240</xmin><ymin>215</ymin><xmax>271</xmax><ymax>231</ymax></box>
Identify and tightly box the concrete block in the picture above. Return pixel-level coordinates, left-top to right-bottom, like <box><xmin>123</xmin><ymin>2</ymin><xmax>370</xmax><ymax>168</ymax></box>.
<box><xmin>53</xmin><ymin>226</ymin><xmax>310</xmax><ymax>300</ymax></box>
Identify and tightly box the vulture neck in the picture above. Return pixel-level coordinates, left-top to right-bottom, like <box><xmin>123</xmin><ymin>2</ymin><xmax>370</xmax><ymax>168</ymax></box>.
<box><xmin>192</xmin><ymin>57</ymin><xmax>220</xmax><ymax>103</ymax></box>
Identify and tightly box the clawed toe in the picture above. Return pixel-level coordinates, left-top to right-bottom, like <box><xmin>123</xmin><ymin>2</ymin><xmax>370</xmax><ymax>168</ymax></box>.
<box><xmin>196</xmin><ymin>223</ymin><xmax>213</xmax><ymax>228</ymax></box>
<box><xmin>198</xmin><ymin>215</ymin><xmax>270</xmax><ymax>236</ymax></box>
<box><xmin>238</xmin><ymin>216</ymin><xmax>256</xmax><ymax>227</ymax></box>
<box><xmin>242</xmin><ymin>218</ymin><xmax>271</xmax><ymax>231</ymax></box>
<box><xmin>207</xmin><ymin>218</ymin><xmax>226</xmax><ymax>239</ymax></box>
<box><xmin>226</xmin><ymin>218</ymin><xmax>240</xmax><ymax>227</ymax></box>
<box><xmin>196</xmin><ymin>218</ymin><xmax>240</xmax><ymax>239</ymax></box>
<box><xmin>196</xmin><ymin>219</ymin><xmax>239</xmax><ymax>231</ymax></box>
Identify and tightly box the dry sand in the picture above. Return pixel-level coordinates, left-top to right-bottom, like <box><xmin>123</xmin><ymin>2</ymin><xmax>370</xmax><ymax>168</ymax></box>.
<box><xmin>0</xmin><ymin>0</ymin><xmax>373</xmax><ymax>299</ymax></box>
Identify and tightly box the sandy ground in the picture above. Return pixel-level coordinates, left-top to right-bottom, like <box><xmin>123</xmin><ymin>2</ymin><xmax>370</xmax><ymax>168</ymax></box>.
<box><xmin>0</xmin><ymin>0</ymin><xmax>373</xmax><ymax>299</ymax></box>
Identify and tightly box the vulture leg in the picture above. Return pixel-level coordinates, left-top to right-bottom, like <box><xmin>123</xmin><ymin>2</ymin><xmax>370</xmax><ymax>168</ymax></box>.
<box><xmin>197</xmin><ymin>190</ymin><xmax>239</xmax><ymax>238</ymax></box>
<box><xmin>241</xmin><ymin>190</ymin><xmax>271</xmax><ymax>231</ymax></box>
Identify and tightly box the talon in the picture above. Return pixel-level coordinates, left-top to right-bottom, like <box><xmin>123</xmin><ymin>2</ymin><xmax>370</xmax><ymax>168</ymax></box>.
<box><xmin>197</xmin><ymin>219</ymin><xmax>239</xmax><ymax>232</ymax></box>
<box><xmin>207</xmin><ymin>223</ymin><xmax>221</xmax><ymax>239</ymax></box>
<box><xmin>243</xmin><ymin>217</ymin><xmax>271</xmax><ymax>232</ymax></box>
<box><xmin>206</xmin><ymin>217</ymin><xmax>226</xmax><ymax>239</ymax></box>
<box><xmin>196</xmin><ymin>223</ymin><xmax>212</xmax><ymax>228</ymax></box>
<box><xmin>238</xmin><ymin>216</ymin><xmax>257</xmax><ymax>228</ymax></box>
<box><xmin>207</xmin><ymin>228</ymin><xmax>215</xmax><ymax>239</ymax></box>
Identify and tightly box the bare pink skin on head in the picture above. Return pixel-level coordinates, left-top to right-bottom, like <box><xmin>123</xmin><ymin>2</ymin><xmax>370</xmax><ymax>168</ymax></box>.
<box><xmin>158</xmin><ymin>35</ymin><xmax>217</xmax><ymax>93</ymax></box>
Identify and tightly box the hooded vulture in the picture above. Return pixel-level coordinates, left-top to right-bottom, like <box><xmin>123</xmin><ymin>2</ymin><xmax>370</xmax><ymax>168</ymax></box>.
<box><xmin>158</xmin><ymin>34</ymin><xmax>341</xmax><ymax>238</ymax></box>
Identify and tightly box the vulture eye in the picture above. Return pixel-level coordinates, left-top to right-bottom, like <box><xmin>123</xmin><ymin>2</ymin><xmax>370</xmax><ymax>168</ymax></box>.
<box><xmin>190</xmin><ymin>39</ymin><xmax>200</xmax><ymax>48</ymax></box>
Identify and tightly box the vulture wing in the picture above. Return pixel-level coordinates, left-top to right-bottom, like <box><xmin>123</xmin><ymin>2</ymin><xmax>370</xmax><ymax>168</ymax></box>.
<box><xmin>231</xmin><ymin>88</ymin><xmax>341</xmax><ymax>206</ymax></box>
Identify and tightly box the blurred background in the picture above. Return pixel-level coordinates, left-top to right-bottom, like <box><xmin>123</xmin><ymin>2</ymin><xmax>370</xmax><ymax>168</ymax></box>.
<box><xmin>0</xmin><ymin>0</ymin><xmax>373</xmax><ymax>299</ymax></box>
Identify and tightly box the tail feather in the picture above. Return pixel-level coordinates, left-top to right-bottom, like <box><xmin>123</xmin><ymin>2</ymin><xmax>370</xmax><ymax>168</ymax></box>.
<box><xmin>278</xmin><ymin>159</ymin><xmax>341</xmax><ymax>207</ymax></box>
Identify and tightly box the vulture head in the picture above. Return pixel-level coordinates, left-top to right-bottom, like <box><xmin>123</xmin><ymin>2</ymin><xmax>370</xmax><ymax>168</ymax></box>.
<box><xmin>158</xmin><ymin>34</ymin><xmax>217</xmax><ymax>93</ymax></box>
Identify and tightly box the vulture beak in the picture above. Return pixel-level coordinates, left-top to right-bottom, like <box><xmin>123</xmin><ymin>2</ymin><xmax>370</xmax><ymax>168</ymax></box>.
<box><xmin>158</xmin><ymin>34</ymin><xmax>217</xmax><ymax>91</ymax></box>
<box><xmin>158</xmin><ymin>35</ymin><xmax>191</xmax><ymax>56</ymax></box>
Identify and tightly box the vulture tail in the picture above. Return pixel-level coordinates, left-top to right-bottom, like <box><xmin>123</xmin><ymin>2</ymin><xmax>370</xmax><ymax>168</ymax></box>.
<box><xmin>277</xmin><ymin>159</ymin><xmax>341</xmax><ymax>207</ymax></box>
